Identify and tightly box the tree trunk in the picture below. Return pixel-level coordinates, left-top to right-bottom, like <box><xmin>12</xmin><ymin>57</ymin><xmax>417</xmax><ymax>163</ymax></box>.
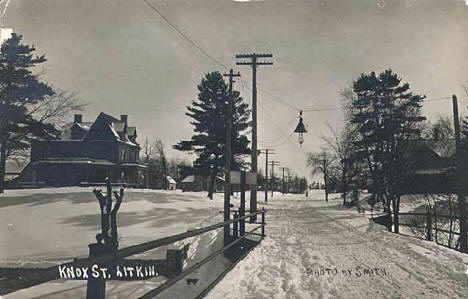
<box><xmin>0</xmin><ymin>140</ymin><xmax>7</xmax><ymax>193</ymax></box>
<box><xmin>385</xmin><ymin>194</ymin><xmax>392</xmax><ymax>232</ymax></box>
<box><xmin>342</xmin><ymin>161</ymin><xmax>346</xmax><ymax>206</ymax></box>
<box><xmin>208</xmin><ymin>172</ymin><xmax>215</xmax><ymax>199</ymax></box>
<box><xmin>393</xmin><ymin>195</ymin><xmax>400</xmax><ymax>234</ymax></box>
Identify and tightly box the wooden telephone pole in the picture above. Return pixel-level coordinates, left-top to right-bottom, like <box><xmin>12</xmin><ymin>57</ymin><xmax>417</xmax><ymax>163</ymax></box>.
<box><xmin>222</xmin><ymin>69</ymin><xmax>241</xmax><ymax>247</ymax></box>
<box><xmin>452</xmin><ymin>95</ymin><xmax>467</xmax><ymax>253</ymax></box>
<box><xmin>323</xmin><ymin>158</ymin><xmax>329</xmax><ymax>202</ymax></box>
<box><xmin>236</xmin><ymin>53</ymin><xmax>273</xmax><ymax>219</ymax></box>
<box><xmin>259</xmin><ymin>149</ymin><xmax>275</xmax><ymax>202</ymax></box>
<box><xmin>269</xmin><ymin>161</ymin><xmax>280</xmax><ymax>197</ymax></box>
<box><xmin>280</xmin><ymin>167</ymin><xmax>288</xmax><ymax>195</ymax></box>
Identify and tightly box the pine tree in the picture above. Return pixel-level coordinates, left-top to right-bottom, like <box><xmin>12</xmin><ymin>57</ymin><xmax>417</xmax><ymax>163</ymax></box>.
<box><xmin>174</xmin><ymin>71</ymin><xmax>250</xmax><ymax>198</ymax></box>
<box><xmin>350</xmin><ymin>69</ymin><xmax>425</xmax><ymax>231</ymax></box>
<box><xmin>0</xmin><ymin>34</ymin><xmax>60</xmax><ymax>193</ymax></box>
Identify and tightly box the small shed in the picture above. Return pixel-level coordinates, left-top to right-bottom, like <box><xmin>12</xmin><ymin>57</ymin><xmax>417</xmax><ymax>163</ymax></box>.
<box><xmin>167</xmin><ymin>176</ymin><xmax>177</xmax><ymax>190</ymax></box>
<box><xmin>180</xmin><ymin>174</ymin><xmax>224</xmax><ymax>192</ymax></box>
<box><xmin>180</xmin><ymin>175</ymin><xmax>196</xmax><ymax>192</ymax></box>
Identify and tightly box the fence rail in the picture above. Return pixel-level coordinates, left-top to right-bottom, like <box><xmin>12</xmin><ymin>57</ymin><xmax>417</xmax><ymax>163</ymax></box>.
<box><xmin>0</xmin><ymin>209</ymin><xmax>267</xmax><ymax>297</ymax></box>
<box><xmin>139</xmin><ymin>224</ymin><xmax>264</xmax><ymax>299</ymax></box>
<box><xmin>388</xmin><ymin>210</ymin><xmax>461</xmax><ymax>250</ymax></box>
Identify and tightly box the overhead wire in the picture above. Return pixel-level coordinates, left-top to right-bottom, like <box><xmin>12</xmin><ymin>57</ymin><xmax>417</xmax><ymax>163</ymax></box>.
<box><xmin>142</xmin><ymin>0</ymin><xmax>461</xmax><ymax>144</ymax></box>
<box><xmin>142</xmin><ymin>0</ymin><xmax>229</xmax><ymax>70</ymax></box>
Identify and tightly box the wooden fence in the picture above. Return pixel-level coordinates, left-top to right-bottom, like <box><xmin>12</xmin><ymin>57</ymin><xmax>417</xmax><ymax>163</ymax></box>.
<box><xmin>372</xmin><ymin>210</ymin><xmax>461</xmax><ymax>251</ymax></box>
<box><xmin>0</xmin><ymin>207</ymin><xmax>267</xmax><ymax>298</ymax></box>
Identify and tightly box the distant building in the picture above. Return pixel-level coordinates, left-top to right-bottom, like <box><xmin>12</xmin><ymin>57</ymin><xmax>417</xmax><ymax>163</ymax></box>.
<box><xmin>16</xmin><ymin>113</ymin><xmax>148</xmax><ymax>188</ymax></box>
<box><xmin>400</xmin><ymin>140</ymin><xmax>455</xmax><ymax>194</ymax></box>
<box><xmin>167</xmin><ymin>176</ymin><xmax>177</xmax><ymax>190</ymax></box>
<box><xmin>180</xmin><ymin>174</ymin><xmax>224</xmax><ymax>192</ymax></box>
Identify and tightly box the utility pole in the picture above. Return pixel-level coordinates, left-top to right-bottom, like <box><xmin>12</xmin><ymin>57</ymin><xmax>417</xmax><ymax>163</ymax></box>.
<box><xmin>269</xmin><ymin>161</ymin><xmax>280</xmax><ymax>198</ymax></box>
<box><xmin>236</xmin><ymin>53</ymin><xmax>273</xmax><ymax>219</ymax></box>
<box><xmin>222</xmin><ymin>69</ymin><xmax>241</xmax><ymax>247</ymax></box>
<box><xmin>452</xmin><ymin>95</ymin><xmax>467</xmax><ymax>253</ymax></box>
<box><xmin>280</xmin><ymin>167</ymin><xmax>288</xmax><ymax>195</ymax></box>
<box><xmin>323</xmin><ymin>158</ymin><xmax>328</xmax><ymax>202</ymax></box>
<box><xmin>259</xmin><ymin>149</ymin><xmax>275</xmax><ymax>202</ymax></box>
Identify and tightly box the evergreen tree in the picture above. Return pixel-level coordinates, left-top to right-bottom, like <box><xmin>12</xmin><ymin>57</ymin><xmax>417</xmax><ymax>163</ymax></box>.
<box><xmin>174</xmin><ymin>71</ymin><xmax>250</xmax><ymax>198</ymax></box>
<box><xmin>350</xmin><ymin>69</ymin><xmax>425</xmax><ymax>231</ymax></box>
<box><xmin>0</xmin><ymin>34</ymin><xmax>60</xmax><ymax>193</ymax></box>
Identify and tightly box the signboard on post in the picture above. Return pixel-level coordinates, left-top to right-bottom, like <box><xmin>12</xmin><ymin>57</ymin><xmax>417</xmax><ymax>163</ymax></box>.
<box><xmin>230</xmin><ymin>171</ymin><xmax>257</xmax><ymax>185</ymax></box>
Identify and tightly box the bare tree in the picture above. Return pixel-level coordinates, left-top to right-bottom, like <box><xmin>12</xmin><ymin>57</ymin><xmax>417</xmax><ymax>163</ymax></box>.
<box><xmin>307</xmin><ymin>151</ymin><xmax>334</xmax><ymax>202</ymax></box>
<box><xmin>155</xmin><ymin>138</ymin><xmax>168</xmax><ymax>190</ymax></box>
<box><xmin>141</xmin><ymin>137</ymin><xmax>156</xmax><ymax>164</ymax></box>
<box><xmin>3</xmin><ymin>89</ymin><xmax>85</xmax><ymax>190</ymax></box>
<box><xmin>321</xmin><ymin>124</ymin><xmax>361</xmax><ymax>205</ymax></box>
<box><xmin>29</xmin><ymin>89</ymin><xmax>86</xmax><ymax>125</ymax></box>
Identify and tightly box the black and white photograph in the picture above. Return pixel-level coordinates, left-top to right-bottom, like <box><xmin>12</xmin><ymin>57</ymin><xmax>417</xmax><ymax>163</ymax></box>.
<box><xmin>0</xmin><ymin>0</ymin><xmax>467</xmax><ymax>298</ymax></box>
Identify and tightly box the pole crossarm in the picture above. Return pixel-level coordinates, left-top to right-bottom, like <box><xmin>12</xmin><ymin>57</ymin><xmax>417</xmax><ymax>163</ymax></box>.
<box><xmin>235</xmin><ymin>53</ymin><xmax>273</xmax><ymax>58</ymax></box>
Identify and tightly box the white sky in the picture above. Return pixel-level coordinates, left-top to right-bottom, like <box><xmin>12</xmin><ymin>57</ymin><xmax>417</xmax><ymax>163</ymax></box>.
<box><xmin>4</xmin><ymin>0</ymin><xmax>468</xmax><ymax>181</ymax></box>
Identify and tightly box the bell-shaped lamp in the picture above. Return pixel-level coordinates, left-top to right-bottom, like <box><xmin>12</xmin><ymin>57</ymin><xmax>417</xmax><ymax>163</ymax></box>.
<box><xmin>294</xmin><ymin>111</ymin><xmax>307</xmax><ymax>147</ymax></box>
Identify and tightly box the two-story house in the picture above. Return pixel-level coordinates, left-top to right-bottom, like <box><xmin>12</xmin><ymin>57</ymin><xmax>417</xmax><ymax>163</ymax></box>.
<box><xmin>18</xmin><ymin>113</ymin><xmax>148</xmax><ymax>187</ymax></box>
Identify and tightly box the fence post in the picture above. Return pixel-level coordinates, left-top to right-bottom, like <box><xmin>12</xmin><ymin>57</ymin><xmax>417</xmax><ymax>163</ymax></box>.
<box><xmin>426</xmin><ymin>210</ymin><xmax>433</xmax><ymax>241</ymax></box>
<box><xmin>261</xmin><ymin>208</ymin><xmax>265</xmax><ymax>239</ymax></box>
<box><xmin>233</xmin><ymin>211</ymin><xmax>239</xmax><ymax>239</ymax></box>
<box><xmin>240</xmin><ymin>172</ymin><xmax>246</xmax><ymax>236</ymax></box>
<box><xmin>86</xmin><ymin>236</ymin><xmax>108</xmax><ymax>299</ymax></box>
<box><xmin>387</xmin><ymin>211</ymin><xmax>392</xmax><ymax>232</ymax></box>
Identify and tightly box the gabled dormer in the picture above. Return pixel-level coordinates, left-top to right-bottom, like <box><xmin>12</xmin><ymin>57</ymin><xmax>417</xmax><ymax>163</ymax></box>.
<box><xmin>83</xmin><ymin>112</ymin><xmax>121</xmax><ymax>141</ymax></box>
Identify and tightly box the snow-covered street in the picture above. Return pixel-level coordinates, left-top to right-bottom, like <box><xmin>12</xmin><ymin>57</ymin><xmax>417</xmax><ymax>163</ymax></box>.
<box><xmin>209</xmin><ymin>192</ymin><xmax>468</xmax><ymax>299</ymax></box>
<box><xmin>1</xmin><ymin>189</ymin><xmax>468</xmax><ymax>298</ymax></box>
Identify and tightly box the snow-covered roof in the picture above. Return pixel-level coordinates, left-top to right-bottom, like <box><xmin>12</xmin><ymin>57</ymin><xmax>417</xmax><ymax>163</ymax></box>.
<box><xmin>59</xmin><ymin>122</ymin><xmax>93</xmax><ymax>140</ymax></box>
<box><xmin>109</xmin><ymin>123</ymin><xmax>121</xmax><ymax>139</ymax></box>
<box><xmin>58</xmin><ymin>113</ymin><xmax>139</xmax><ymax>145</ymax></box>
<box><xmin>167</xmin><ymin>176</ymin><xmax>177</xmax><ymax>184</ymax></box>
<box><xmin>181</xmin><ymin>175</ymin><xmax>195</xmax><ymax>183</ymax></box>
<box><xmin>414</xmin><ymin>167</ymin><xmax>455</xmax><ymax>175</ymax></box>
<box><xmin>127</xmin><ymin>127</ymin><xmax>136</xmax><ymax>136</ymax></box>
<box><xmin>5</xmin><ymin>161</ymin><xmax>27</xmax><ymax>174</ymax></box>
<box><xmin>121</xmin><ymin>163</ymin><xmax>148</xmax><ymax>168</ymax></box>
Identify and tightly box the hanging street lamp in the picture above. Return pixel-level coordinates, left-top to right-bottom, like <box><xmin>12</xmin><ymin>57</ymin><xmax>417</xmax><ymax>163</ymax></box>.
<box><xmin>294</xmin><ymin>110</ymin><xmax>307</xmax><ymax>147</ymax></box>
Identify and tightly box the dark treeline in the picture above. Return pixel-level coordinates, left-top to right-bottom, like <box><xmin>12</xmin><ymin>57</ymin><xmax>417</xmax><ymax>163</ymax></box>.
<box><xmin>308</xmin><ymin>69</ymin><xmax>468</xmax><ymax>232</ymax></box>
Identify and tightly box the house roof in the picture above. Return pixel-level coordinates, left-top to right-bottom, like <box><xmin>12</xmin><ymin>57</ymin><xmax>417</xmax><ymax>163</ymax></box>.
<box><xmin>5</xmin><ymin>161</ymin><xmax>27</xmax><ymax>174</ymax></box>
<box><xmin>60</xmin><ymin>122</ymin><xmax>94</xmax><ymax>140</ymax></box>
<box><xmin>180</xmin><ymin>174</ymin><xmax>224</xmax><ymax>183</ymax></box>
<box><xmin>167</xmin><ymin>176</ymin><xmax>177</xmax><ymax>184</ymax></box>
<box><xmin>181</xmin><ymin>175</ymin><xmax>195</xmax><ymax>183</ymax></box>
<box><xmin>127</xmin><ymin>127</ymin><xmax>136</xmax><ymax>137</ymax></box>
<box><xmin>59</xmin><ymin>113</ymin><xmax>139</xmax><ymax>146</ymax></box>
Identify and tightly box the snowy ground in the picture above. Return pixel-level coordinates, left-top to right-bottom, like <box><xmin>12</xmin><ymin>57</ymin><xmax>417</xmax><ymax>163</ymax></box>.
<box><xmin>0</xmin><ymin>187</ymin><xmax>233</xmax><ymax>298</ymax></box>
<box><xmin>1</xmin><ymin>188</ymin><xmax>467</xmax><ymax>298</ymax></box>
<box><xmin>208</xmin><ymin>191</ymin><xmax>468</xmax><ymax>299</ymax></box>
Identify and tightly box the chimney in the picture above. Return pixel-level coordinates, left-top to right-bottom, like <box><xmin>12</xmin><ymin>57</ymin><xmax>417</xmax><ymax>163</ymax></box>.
<box><xmin>121</xmin><ymin>114</ymin><xmax>128</xmax><ymax>136</ymax></box>
<box><xmin>120</xmin><ymin>114</ymin><xmax>128</xmax><ymax>126</ymax></box>
<box><xmin>74</xmin><ymin>114</ymin><xmax>82</xmax><ymax>123</ymax></box>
